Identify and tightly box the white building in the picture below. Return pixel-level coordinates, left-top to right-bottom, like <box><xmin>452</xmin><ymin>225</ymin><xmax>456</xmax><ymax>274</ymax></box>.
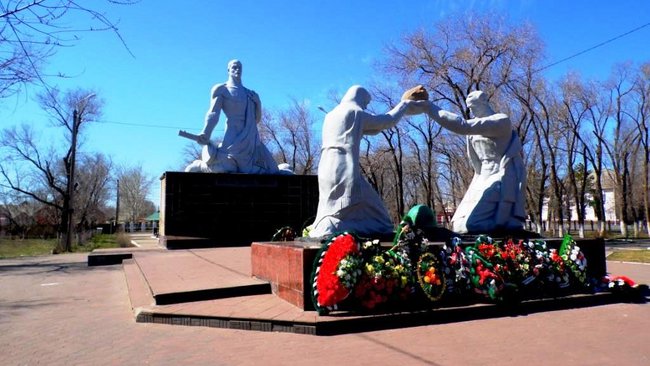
<box><xmin>541</xmin><ymin>170</ymin><xmax>618</xmax><ymax>224</ymax></box>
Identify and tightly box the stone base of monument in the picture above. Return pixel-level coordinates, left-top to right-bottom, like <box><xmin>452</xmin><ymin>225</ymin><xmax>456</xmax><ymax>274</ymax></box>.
<box><xmin>98</xmin><ymin>236</ymin><xmax>642</xmax><ymax>336</ymax></box>
<box><xmin>158</xmin><ymin>172</ymin><xmax>318</xmax><ymax>249</ymax></box>
<box><xmin>249</xmin><ymin>237</ymin><xmax>608</xmax><ymax>311</ymax></box>
<box><xmin>251</xmin><ymin>241</ymin><xmax>322</xmax><ymax>310</ymax></box>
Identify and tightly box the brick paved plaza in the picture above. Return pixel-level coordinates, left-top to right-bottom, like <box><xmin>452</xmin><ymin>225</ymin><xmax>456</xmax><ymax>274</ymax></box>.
<box><xmin>1</xmin><ymin>250</ymin><xmax>649</xmax><ymax>365</ymax></box>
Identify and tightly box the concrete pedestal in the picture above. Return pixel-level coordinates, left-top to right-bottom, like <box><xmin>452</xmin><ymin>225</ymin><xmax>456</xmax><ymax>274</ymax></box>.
<box><xmin>159</xmin><ymin>172</ymin><xmax>318</xmax><ymax>249</ymax></box>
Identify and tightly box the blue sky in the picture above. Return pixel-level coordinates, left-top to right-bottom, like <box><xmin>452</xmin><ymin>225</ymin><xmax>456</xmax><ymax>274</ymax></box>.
<box><xmin>2</xmin><ymin>0</ymin><xmax>650</xmax><ymax>207</ymax></box>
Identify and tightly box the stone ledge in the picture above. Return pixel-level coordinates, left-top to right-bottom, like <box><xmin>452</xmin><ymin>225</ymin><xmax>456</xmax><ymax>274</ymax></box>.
<box><xmin>88</xmin><ymin>251</ymin><xmax>133</xmax><ymax>266</ymax></box>
<box><xmin>87</xmin><ymin>247</ymin><xmax>165</xmax><ymax>266</ymax></box>
<box><xmin>154</xmin><ymin>283</ymin><xmax>272</xmax><ymax>305</ymax></box>
<box><xmin>134</xmin><ymin>291</ymin><xmax>636</xmax><ymax>336</ymax></box>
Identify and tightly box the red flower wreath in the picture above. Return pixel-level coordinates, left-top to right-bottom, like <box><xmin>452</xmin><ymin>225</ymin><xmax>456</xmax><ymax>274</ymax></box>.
<box><xmin>312</xmin><ymin>233</ymin><xmax>360</xmax><ymax>312</ymax></box>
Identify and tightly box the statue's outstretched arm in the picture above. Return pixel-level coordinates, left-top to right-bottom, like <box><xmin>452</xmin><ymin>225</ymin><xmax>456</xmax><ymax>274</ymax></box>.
<box><xmin>362</xmin><ymin>100</ymin><xmax>411</xmax><ymax>135</ymax></box>
<box><xmin>198</xmin><ymin>85</ymin><xmax>224</xmax><ymax>144</ymax></box>
<box><xmin>428</xmin><ymin>103</ymin><xmax>510</xmax><ymax>137</ymax></box>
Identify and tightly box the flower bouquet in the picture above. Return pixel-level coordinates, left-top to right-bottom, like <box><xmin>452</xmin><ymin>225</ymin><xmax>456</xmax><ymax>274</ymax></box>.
<box><xmin>598</xmin><ymin>274</ymin><xmax>647</xmax><ymax>302</ymax></box>
<box><xmin>520</xmin><ymin>239</ymin><xmax>550</xmax><ymax>286</ymax></box>
<box><xmin>496</xmin><ymin>239</ymin><xmax>534</xmax><ymax>286</ymax></box>
<box><xmin>465</xmin><ymin>238</ymin><xmax>504</xmax><ymax>301</ymax></box>
<box><xmin>602</xmin><ymin>274</ymin><xmax>637</xmax><ymax>291</ymax></box>
<box><xmin>475</xmin><ymin>234</ymin><xmax>499</xmax><ymax>260</ymax></box>
<box><xmin>416</xmin><ymin>252</ymin><xmax>446</xmax><ymax>302</ymax></box>
<box><xmin>559</xmin><ymin>234</ymin><xmax>588</xmax><ymax>286</ymax></box>
<box><xmin>353</xmin><ymin>247</ymin><xmax>414</xmax><ymax>310</ymax></box>
<box><xmin>439</xmin><ymin>237</ymin><xmax>472</xmax><ymax>296</ymax></box>
<box><xmin>547</xmin><ymin>247</ymin><xmax>571</xmax><ymax>288</ymax></box>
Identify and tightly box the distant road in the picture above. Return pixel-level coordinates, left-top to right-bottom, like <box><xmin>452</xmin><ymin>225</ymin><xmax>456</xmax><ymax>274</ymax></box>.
<box><xmin>605</xmin><ymin>238</ymin><xmax>650</xmax><ymax>250</ymax></box>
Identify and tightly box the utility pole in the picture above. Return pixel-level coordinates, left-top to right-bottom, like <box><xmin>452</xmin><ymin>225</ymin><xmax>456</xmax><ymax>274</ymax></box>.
<box><xmin>64</xmin><ymin>109</ymin><xmax>80</xmax><ymax>252</ymax></box>
<box><xmin>115</xmin><ymin>179</ymin><xmax>120</xmax><ymax>233</ymax></box>
<box><xmin>57</xmin><ymin>93</ymin><xmax>95</xmax><ymax>253</ymax></box>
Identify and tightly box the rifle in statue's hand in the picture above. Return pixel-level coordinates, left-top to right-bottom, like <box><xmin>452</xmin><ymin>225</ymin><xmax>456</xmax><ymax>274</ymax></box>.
<box><xmin>178</xmin><ymin>130</ymin><xmax>217</xmax><ymax>164</ymax></box>
<box><xmin>178</xmin><ymin>130</ymin><xmax>206</xmax><ymax>144</ymax></box>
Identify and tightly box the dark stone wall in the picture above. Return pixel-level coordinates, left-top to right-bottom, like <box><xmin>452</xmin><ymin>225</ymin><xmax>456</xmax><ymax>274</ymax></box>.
<box><xmin>159</xmin><ymin>172</ymin><xmax>318</xmax><ymax>249</ymax></box>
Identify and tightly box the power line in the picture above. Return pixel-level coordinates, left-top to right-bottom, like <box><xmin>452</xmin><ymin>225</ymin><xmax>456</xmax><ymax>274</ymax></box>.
<box><xmin>534</xmin><ymin>21</ymin><xmax>650</xmax><ymax>74</ymax></box>
<box><xmin>94</xmin><ymin>119</ymin><xmax>323</xmax><ymax>133</ymax></box>
<box><xmin>91</xmin><ymin>23</ymin><xmax>650</xmax><ymax>131</ymax></box>
<box><xmin>96</xmin><ymin>120</ymin><xmax>195</xmax><ymax>130</ymax></box>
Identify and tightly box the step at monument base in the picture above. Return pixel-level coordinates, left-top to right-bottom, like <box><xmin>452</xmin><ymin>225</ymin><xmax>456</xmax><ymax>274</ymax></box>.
<box><xmin>122</xmin><ymin>248</ymin><xmax>271</xmax><ymax>306</ymax></box>
<box><xmin>132</xmin><ymin>291</ymin><xmax>628</xmax><ymax>336</ymax></box>
<box><xmin>88</xmin><ymin>247</ymin><xmax>164</xmax><ymax>266</ymax></box>
<box><xmin>112</xmin><ymin>238</ymin><xmax>629</xmax><ymax>336</ymax></box>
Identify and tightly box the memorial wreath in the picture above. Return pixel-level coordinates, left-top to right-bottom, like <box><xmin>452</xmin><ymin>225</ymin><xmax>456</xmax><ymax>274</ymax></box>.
<box><xmin>310</xmin><ymin>229</ymin><xmax>644</xmax><ymax>315</ymax></box>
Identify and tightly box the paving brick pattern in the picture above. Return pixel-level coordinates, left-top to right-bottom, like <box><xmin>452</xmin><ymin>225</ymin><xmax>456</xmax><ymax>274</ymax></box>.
<box><xmin>1</xmin><ymin>253</ymin><xmax>650</xmax><ymax>365</ymax></box>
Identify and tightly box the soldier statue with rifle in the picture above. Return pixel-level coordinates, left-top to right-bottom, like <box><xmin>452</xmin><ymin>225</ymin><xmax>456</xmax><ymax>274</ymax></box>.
<box><xmin>182</xmin><ymin>59</ymin><xmax>289</xmax><ymax>174</ymax></box>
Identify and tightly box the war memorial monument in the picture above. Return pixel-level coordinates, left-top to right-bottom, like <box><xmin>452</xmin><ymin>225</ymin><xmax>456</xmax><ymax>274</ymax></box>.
<box><xmin>87</xmin><ymin>60</ymin><xmax>645</xmax><ymax>335</ymax></box>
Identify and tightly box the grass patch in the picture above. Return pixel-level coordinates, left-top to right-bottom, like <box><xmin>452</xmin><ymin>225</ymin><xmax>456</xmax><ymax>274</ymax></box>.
<box><xmin>74</xmin><ymin>233</ymin><xmax>134</xmax><ymax>252</ymax></box>
<box><xmin>0</xmin><ymin>238</ymin><xmax>57</xmax><ymax>259</ymax></box>
<box><xmin>77</xmin><ymin>234</ymin><xmax>118</xmax><ymax>251</ymax></box>
<box><xmin>0</xmin><ymin>233</ymin><xmax>133</xmax><ymax>259</ymax></box>
<box><xmin>607</xmin><ymin>250</ymin><xmax>650</xmax><ymax>263</ymax></box>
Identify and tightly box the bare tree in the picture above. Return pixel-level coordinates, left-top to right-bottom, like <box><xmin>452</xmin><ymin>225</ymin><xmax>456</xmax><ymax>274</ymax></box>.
<box><xmin>117</xmin><ymin>165</ymin><xmax>154</xmax><ymax>223</ymax></box>
<box><xmin>0</xmin><ymin>87</ymin><xmax>102</xmax><ymax>251</ymax></box>
<box><xmin>628</xmin><ymin>62</ymin><xmax>650</xmax><ymax>236</ymax></box>
<box><xmin>369</xmin><ymin>88</ymin><xmax>409</xmax><ymax>218</ymax></box>
<box><xmin>179</xmin><ymin>142</ymin><xmax>202</xmax><ymax>169</ymax></box>
<box><xmin>533</xmin><ymin>91</ymin><xmax>569</xmax><ymax>237</ymax></box>
<box><xmin>582</xmin><ymin>83</ymin><xmax>611</xmax><ymax>236</ymax></box>
<box><xmin>74</xmin><ymin>153</ymin><xmax>112</xmax><ymax>231</ymax></box>
<box><xmin>508</xmin><ymin>76</ymin><xmax>550</xmax><ymax>234</ymax></box>
<box><xmin>383</xmin><ymin>15</ymin><xmax>543</xmax><ymax>114</ymax></box>
<box><xmin>403</xmin><ymin>114</ymin><xmax>444</xmax><ymax>210</ymax></box>
<box><xmin>260</xmin><ymin>99</ymin><xmax>319</xmax><ymax>174</ymax></box>
<box><xmin>627</xmin><ymin>142</ymin><xmax>644</xmax><ymax>237</ymax></box>
<box><xmin>0</xmin><ymin>193</ymin><xmax>38</xmax><ymax>238</ymax></box>
<box><xmin>359</xmin><ymin>137</ymin><xmax>405</xmax><ymax>221</ymax></box>
<box><xmin>558</xmin><ymin>74</ymin><xmax>593</xmax><ymax>237</ymax></box>
<box><xmin>0</xmin><ymin>0</ymin><xmax>137</xmax><ymax>97</ymax></box>
<box><xmin>601</xmin><ymin>64</ymin><xmax>638</xmax><ymax>237</ymax></box>
<box><xmin>377</xmin><ymin>14</ymin><xmax>546</xmax><ymax>228</ymax></box>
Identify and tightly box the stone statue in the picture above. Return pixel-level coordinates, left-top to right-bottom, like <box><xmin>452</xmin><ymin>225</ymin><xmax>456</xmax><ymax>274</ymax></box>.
<box><xmin>308</xmin><ymin>85</ymin><xmax>419</xmax><ymax>238</ymax></box>
<box><xmin>183</xmin><ymin>59</ymin><xmax>289</xmax><ymax>174</ymax></box>
<box><xmin>423</xmin><ymin>91</ymin><xmax>526</xmax><ymax>234</ymax></box>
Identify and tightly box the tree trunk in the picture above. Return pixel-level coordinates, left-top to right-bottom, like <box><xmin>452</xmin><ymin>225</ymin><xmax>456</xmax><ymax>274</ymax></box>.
<box><xmin>578</xmin><ymin>222</ymin><xmax>585</xmax><ymax>238</ymax></box>
<box><xmin>644</xmin><ymin>151</ymin><xmax>650</xmax><ymax>237</ymax></box>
